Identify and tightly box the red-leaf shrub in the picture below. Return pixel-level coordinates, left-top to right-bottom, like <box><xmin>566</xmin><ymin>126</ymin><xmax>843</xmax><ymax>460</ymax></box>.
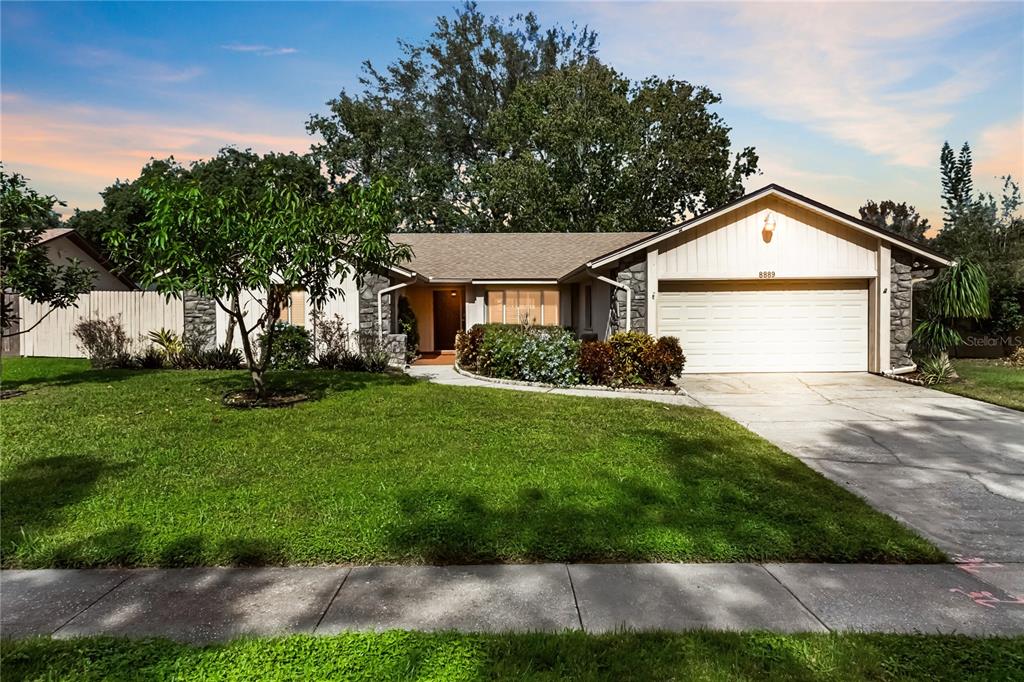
<box><xmin>579</xmin><ymin>340</ymin><xmax>615</xmax><ymax>385</ymax></box>
<box><xmin>608</xmin><ymin>331</ymin><xmax>655</xmax><ymax>385</ymax></box>
<box><xmin>641</xmin><ymin>336</ymin><xmax>686</xmax><ymax>385</ymax></box>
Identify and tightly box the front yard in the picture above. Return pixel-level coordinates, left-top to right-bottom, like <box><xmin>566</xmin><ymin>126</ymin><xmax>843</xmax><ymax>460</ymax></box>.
<box><xmin>936</xmin><ymin>359</ymin><xmax>1024</xmax><ymax>411</ymax></box>
<box><xmin>4</xmin><ymin>632</ymin><xmax>1022</xmax><ymax>681</ymax></box>
<box><xmin>0</xmin><ymin>358</ymin><xmax>941</xmax><ymax>567</ymax></box>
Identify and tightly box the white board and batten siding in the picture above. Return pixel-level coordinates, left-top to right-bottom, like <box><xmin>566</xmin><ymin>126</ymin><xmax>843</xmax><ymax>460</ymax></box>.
<box><xmin>653</xmin><ymin>195</ymin><xmax>880</xmax><ymax>373</ymax></box>
<box><xmin>18</xmin><ymin>292</ymin><xmax>184</xmax><ymax>358</ymax></box>
<box><xmin>656</xmin><ymin>196</ymin><xmax>878</xmax><ymax>281</ymax></box>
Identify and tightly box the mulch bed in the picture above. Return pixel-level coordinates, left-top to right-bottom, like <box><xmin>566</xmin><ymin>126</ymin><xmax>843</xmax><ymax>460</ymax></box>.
<box><xmin>221</xmin><ymin>390</ymin><xmax>309</xmax><ymax>409</ymax></box>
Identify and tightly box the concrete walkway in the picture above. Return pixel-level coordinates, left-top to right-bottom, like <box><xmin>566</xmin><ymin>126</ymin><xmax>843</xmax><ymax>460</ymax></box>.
<box><xmin>406</xmin><ymin>364</ymin><xmax>702</xmax><ymax>407</ymax></box>
<box><xmin>3</xmin><ymin>562</ymin><xmax>1023</xmax><ymax>643</ymax></box>
<box><xmin>677</xmin><ymin>373</ymin><xmax>1024</xmax><ymax>563</ymax></box>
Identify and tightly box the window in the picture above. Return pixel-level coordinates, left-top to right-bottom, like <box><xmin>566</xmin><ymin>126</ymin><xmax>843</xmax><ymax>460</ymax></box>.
<box><xmin>485</xmin><ymin>288</ymin><xmax>560</xmax><ymax>326</ymax></box>
<box><xmin>278</xmin><ymin>289</ymin><xmax>305</xmax><ymax>326</ymax></box>
<box><xmin>584</xmin><ymin>285</ymin><xmax>593</xmax><ymax>330</ymax></box>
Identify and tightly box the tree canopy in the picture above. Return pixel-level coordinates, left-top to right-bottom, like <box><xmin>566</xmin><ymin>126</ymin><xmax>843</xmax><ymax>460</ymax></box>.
<box><xmin>307</xmin><ymin>2</ymin><xmax>757</xmax><ymax>232</ymax></box>
<box><xmin>857</xmin><ymin>200</ymin><xmax>931</xmax><ymax>243</ymax></box>
<box><xmin>1</xmin><ymin>167</ymin><xmax>94</xmax><ymax>336</ymax></box>
<box><xmin>104</xmin><ymin>155</ymin><xmax>409</xmax><ymax>397</ymax></box>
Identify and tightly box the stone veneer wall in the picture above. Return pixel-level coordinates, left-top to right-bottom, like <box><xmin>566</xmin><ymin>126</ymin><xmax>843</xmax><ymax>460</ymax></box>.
<box><xmin>890</xmin><ymin>249</ymin><xmax>936</xmax><ymax>369</ymax></box>
<box><xmin>359</xmin><ymin>274</ymin><xmax>392</xmax><ymax>335</ymax></box>
<box><xmin>609</xmin><ymin>253</ymin><xmax>648</xmax><ymax>334</ymax></box>
<box><xmin>183</xmin><ymin>291</ymin><xmax>217</xmax><ymax>349</ymax></box>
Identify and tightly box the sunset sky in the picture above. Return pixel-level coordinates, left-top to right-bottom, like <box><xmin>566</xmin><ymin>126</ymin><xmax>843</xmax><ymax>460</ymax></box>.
<box><xmin>2</xmin><ymin>1</ymin><xmax>1022</xmax><ymax>228</ymax></box>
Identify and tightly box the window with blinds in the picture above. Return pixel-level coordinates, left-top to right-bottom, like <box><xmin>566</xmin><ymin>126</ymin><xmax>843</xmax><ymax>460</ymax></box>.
<box><xmin>485</xmin><ymin>289</ymin><xmax>561</xmax><ymax>326</ymax></box>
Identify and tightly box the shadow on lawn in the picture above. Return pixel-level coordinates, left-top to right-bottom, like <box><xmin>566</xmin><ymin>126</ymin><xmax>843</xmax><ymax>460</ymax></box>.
<box><xmin>1</xmin><ymin>367</ymin><xmax>138</xmax><ymax>391</ymax></box>
<box><xmin>194</xmin><ymin>368</ymin><xmax>418</xmax><ymax>403</ymax></box>
<box><xmin>0</xmin><ymin>455</ymin><xmax>136</xmax><ymax>564</ymax></box>
<box><xmin>379</xmin><ymin>425</ymin><xmax>941</xmax><ymax>564</ymax></box>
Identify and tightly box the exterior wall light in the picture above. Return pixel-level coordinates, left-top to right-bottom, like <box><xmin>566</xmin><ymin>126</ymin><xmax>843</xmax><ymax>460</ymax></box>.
<box><xmin>762</xmin><ymin>212</ymin><xmax>776</xmax><ymax>242</ymax></box>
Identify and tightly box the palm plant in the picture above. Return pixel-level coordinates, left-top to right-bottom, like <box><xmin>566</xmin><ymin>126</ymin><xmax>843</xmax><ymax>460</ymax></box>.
<box><xmin>912</xmin><ymin>259</ymin><xmax>989</xmax><ymax>378</ymax></box>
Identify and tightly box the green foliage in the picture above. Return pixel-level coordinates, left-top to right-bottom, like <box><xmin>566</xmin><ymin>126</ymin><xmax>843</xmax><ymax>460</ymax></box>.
<box><xmin>193</xmin><ymin>345</ymin><xmax>244</xmax><ymax>370</ymax></box>
<box><xmin>308</xmin><ymin>3</ymin><xmax>755</xmax><ymax>232</ymax></box>
<box><xmin>479</xmin><ymin>61</ymin><xmax>757</xmax><ymax>232</ymax></box>
<box><xmin>912</xmin><ymin>320</ymin><xmax>963</xmax><ymax>357</ymax></box>
<box><xmin>259</xmin><ymin>322</ymin><xmax>312</xmax><ymax>370</ymax></box>
<box><xmin>5</xmin><ymin>632</ymin><xmax>1024</xmax><ymax>682</ymax></box>
<box><xmin>642</xmin><ymin>336</ymin><xmax>687</xmax><ymax>386</ymax></box>
<box><xmin>1</xmin><ymin>357</ymin><xmax>943</xmax><ymax>567</ymax></box>
<box><xmin>104</xmin><ymin>153</ymin><xmax>409</xmax><ymax>397</ymax></box>
<box><xmin>397</xmin><ymin>296</ymin><xmax>420</xmax><ymax>359</ymax></box>
<box><xmin>1</xmin><ymin>167</ymin><xmax>94</xmax><ymax>334</ymax></box>
<box><xmin>608</xmin><ymin>330</ymin><xmax>656</xmax><ymax>385</ymax></box>
<box><xmin>477</xmin><ymin>324</ymin><xmax>580</xmax><ymax>385</ymax></box>
<box><xmin>579</xmin><ymin>340</ymin><xmax>615</xmax><ymax>385</ymax></box>
<box><xmin>913</xmin><ymin>260</ymin><xmax>990</xmax><ymax>357</ymax></box>
<box><xmin>917</xmin><ymin>355</ymin><xmax>956</xmax><ymax>386</ymax></box>
<box><xmin>858</xmin><ymin>200</ymin><xmax>931</xmax><ymax>243</ymax></box>
<box><xmin>147</xmin><ymin>327</ymin><xmax>184</xmax><ymax>363</ymax></box>
<box><xmin>940</xmin><ymin>141</ymin><xmax>974</xmax><ymax>230</ymax></box>
<box><xmin>72</xmin><ymin>317</ymin><xmax>134</xmax><ymax>368</ymax></box>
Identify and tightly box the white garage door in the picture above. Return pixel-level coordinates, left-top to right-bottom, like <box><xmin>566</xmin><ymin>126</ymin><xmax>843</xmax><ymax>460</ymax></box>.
<box><xmin>657</xmin><ymin>280</ymin><xmax>868</xmax><ymax>373</ymax></box>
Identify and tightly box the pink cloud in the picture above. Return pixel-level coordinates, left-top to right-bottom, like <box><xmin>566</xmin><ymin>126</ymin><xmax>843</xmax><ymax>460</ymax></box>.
<box><xmin>0</xmin><ymin>93</ymin><xmax>314</xmax><ymax>213</ymax></box>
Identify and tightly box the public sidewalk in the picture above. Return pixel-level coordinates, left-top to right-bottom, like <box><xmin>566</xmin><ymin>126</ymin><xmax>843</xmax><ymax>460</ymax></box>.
<box><xmin>3</xmin><ymin>562</ymin><xmax>1022</xmax><ymax>644</ymax></box>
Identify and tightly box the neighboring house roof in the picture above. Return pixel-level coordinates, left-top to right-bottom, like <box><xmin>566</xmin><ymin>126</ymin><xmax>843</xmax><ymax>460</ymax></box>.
<box><xmin>392</xmin><ymin>232</ymin><xmax>655</xmax><ymax>281</ymax></box>
<box><xmin>39</xmin><ymin>228</ymin><xmax>137</xmax><ymax>289</ymax></box>
<box><xmin>584</xmin><ymin>184</ymin><xmax>951</xmax><ymax>270</ymax></box>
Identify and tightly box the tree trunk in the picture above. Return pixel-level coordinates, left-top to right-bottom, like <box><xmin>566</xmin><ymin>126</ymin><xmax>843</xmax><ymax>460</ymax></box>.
<box><xmin>223</xmin><ymin>292</ymin><xmax>238</xmax><ymax>350</ymax></box>
<box><xmin>231</xmin><ymin>297</ymin><xmax>266</xmax><ymax>399</ymax></box>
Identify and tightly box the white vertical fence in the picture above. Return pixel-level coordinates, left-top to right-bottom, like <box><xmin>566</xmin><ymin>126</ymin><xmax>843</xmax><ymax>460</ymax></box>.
<box><xmin>19</xmin><ymin>292</ymin><xmax>184</xmax><ymax>358</ymax></box>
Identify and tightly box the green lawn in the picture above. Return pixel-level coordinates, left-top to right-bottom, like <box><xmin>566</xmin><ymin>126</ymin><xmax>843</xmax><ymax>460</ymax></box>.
<box><xmin>3</xmin><ymin>633</ymin><xmax>1022</xmax><ymax>681</ymax></box>
<box><xmin>0</xmin><ymin>357</ymin><xmax>941</xmax><ymax>567</ymax></box>
<box><xmin>937</xmin><ymin>359</ymin><xmax>1024</xmax><ymax>411</ymax></box>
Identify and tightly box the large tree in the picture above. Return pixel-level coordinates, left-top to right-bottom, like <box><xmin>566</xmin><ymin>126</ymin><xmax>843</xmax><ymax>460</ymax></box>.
<box><xmin>858</xmin><ymin>200</ymin><xmax>931</xmax><ymax>243</ymax></box>
<box><xmin>308</xmin><ymin>2</ymin><xmax>756</xmax><ymax>232</ymax></box>
<box><xmin>933</xmin><ymin>175</ymin><xmax>1024</xmax><ymax>336</ymax></box>
<box><xmin>104</xmin><ymin>155</ymin><xmax>409</xmax><ymax>399</ymax></box>
<box><xmin>1</xmin><ymin>167</ymin><xmax>95</xmax><ymax>337</ymax></box>
<box><xmin>478</xmin><ymin>62</ymin><xmax>757</xmax><ymax>232</ymax></box>
<box><xmin>940</xmin><ymin>141</ymin><xmax>975</xmax><ymax>230</ymax></box>
<box><xmin>308</xmin><ymin>2</ymin><xmax>596</xmax><ymax>232</ymax></box>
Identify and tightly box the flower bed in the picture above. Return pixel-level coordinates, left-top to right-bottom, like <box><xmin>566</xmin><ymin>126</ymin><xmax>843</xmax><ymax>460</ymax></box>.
<box><xmin>455</xmin><ymin>324</ymin><xmax>685</xmax><ymax>387</ymax></box>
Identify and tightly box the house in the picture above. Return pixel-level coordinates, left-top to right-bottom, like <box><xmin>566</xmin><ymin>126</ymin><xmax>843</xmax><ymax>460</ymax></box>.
<box><xmin>38</xmin><ymin>228</ymin><xmax>135</xmax><ymax>291</ymax></box>
<box><xmin>356</xmin><ymin>184</ymin><xmax>950</xmax><ymax>374</ymax></box>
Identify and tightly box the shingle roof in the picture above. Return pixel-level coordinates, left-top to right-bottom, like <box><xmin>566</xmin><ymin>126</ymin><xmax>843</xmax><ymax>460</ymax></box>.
<box><xmin>392</xmin><ymin>232</ymin><xmax>655</xmax><ymax>281</ymax></box>
<box><xmin>39</xmin><ymin>228</ymin><xmax>74</xmax><ymax>243</ymax></box>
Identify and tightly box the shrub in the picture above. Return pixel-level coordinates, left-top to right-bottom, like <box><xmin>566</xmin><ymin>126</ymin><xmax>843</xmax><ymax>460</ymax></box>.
<box><xmin>641</xmin><ymin>336</ymin><xmax>686</xmax><ymax>385</ymax></box>
<box><xmin>608</xmin><ymin>331</ymin><xmax>655</xmax><ymax>386</ymax></box>
<box><xmin>147</xmin><ymin>328</ymin><xmax>183</xmax><ymax>364</ymax></box>
<box><xmin>195</xmin><ymin>344</ymin><xmax>244</xmax><ymax>370</ymax></box>
<box><xmin>136</xmin><ymin>346</ymin><xmax>166</xmax><ymax>369</ymax></box>
<box><xmin>477</xmin><ymin>325</ymin><xmax>580</xmax><ymax>385</ymax></box>
<box><xmin>579</xmin><ymin>341</ymin><xmax>614</xmax><ymax>385</ymax></box>
<box><xmin>358</xmin><ymin>329</ymin><xmax>392</xmax><ymax>373</ymax></box>
<box><xmin>918</xmin><ymin>355</ymin><xmax>955</xmax><ymax>385</ymax></box>
<box><xmin>398</xmin><ymin>296</ymin><xmax>420</xmax><ymax>361</ymax></box>
<box><xmin>259</xmin><ymin>322</ymin><xmax>312</xmax><ymax>370</ymax></box>
<box><xmin>73</xmin><ymin>317</ymin><xmax>134</xmax><ymax>368</ymax></box>
<box><xmin>310</xmin><ymin>312</ymin><xmax>360</xmax><ymax>369</ymax></box>
<box><xmin>455</xmin><ymin>325</ymin><xmax>487</xmax><ymax>368</ymax></box>
<box><xmin>1007</xmin><ymin>346</ymin><xmax>1024</xmax><ymax>369</ymax></box>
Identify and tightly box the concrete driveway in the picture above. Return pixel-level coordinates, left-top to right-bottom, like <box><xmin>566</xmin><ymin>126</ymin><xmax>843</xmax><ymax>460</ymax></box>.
<box><xmin>677</xmin><ymin>373</ymin><xmax>1024</xmax><ymax>562</ymax></box>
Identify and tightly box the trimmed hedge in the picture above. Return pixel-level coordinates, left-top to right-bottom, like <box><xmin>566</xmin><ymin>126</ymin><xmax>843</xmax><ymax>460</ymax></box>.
<box><xmin>456</xmin><ymin>324</ymin><xmax>685</xmax><ymax>387</ymax></box>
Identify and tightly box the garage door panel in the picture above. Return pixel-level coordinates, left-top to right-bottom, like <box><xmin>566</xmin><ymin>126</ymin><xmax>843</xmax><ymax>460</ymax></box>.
<box><xmin>657</xmin><ymin>280</ymin><xmax>868</xmax><ymax>373</ymax></box>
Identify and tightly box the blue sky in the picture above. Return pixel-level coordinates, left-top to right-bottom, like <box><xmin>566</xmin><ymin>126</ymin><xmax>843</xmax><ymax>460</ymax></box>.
<box><xmin>2</xmin><ymin>1</ymin><xmax>1022</xmax><ymax>228</ymax></box>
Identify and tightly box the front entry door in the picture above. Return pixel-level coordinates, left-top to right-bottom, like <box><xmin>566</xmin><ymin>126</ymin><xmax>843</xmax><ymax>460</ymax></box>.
<box><xmin>432</xmin><ymin>289</ymin><xmax>463</xmax><ymax>351</ymax></box>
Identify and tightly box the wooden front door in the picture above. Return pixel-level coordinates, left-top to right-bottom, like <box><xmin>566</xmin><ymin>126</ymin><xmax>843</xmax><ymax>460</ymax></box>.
<box><xmin>432</xmin><ymin>289</ymin><xmax>463</xmax><ymax>351</ymax></box>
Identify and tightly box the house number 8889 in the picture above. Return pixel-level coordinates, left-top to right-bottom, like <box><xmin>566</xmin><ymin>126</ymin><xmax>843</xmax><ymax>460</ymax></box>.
<box><xmin>758</xmin><ymin>271</ymin><xmax>776</xmax><ymax>279</ymax></box>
